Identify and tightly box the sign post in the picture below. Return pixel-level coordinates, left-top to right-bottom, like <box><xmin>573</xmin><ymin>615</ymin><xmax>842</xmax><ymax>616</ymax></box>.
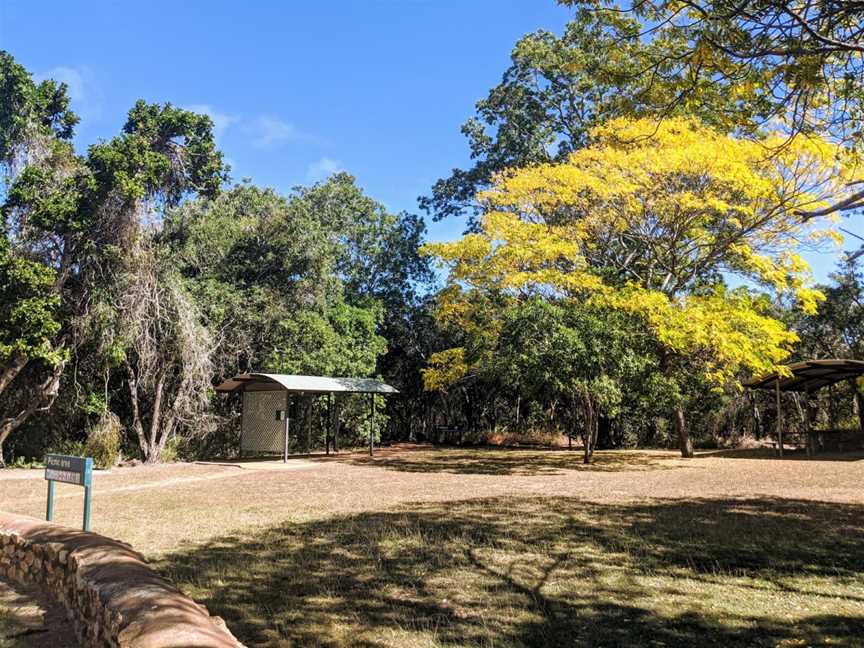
<box><xmin>44</xmin><ymin>454</ymin><xmax>94</xmax><ymax>531</ymax></box>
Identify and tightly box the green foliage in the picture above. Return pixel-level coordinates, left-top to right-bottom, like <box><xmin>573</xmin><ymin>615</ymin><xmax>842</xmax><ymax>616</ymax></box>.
<box><xmin>47</xmin><ymin>438</ymin><xmax>87</xmax><ymax>458</ymax></box>
<box><xmin>569</xmin><ymin>1</ymin><xmax>864</xmax><ymax>149</ymax></box>
<box><xmin>794</xmin><ymin>259</ymin><xmax>864</xmax><ymax>359</ymax></box>
<box><xmin>267</xmin><ymin>302</ymin><xmax>384</xmax><ymax>377</ymax></box>
<box><xmin>0</xmin><ymin>233</ymin><xmax>63</xmax><ymax>366</ymax></box>
<box><xmin>421</xmin><ymin>8</ymin><xmax>750</xmax><ymax>224</ymax></box>
<box><xmin>84</xmin><ymin>411</ymin><xmax>123</xmax><ymax>469</ymax></box>
<box><xmin>0</xmin><ymin>50</ymin><xmax>78</xmax><ymax>164</ymax></box>
<box><xmin>87</xmin><ymin>100</ymin><xmax>226</xmax><ymax>207</ymax></box>
<box><xmin>163</xmin><ymin>180</ymin><xmax>387</xmax><ymax>380</ymax></box>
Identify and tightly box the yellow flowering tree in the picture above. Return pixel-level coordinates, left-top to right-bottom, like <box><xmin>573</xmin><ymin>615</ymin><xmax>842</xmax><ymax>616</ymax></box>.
<box><xmin>424</xmin><ymin>117</ymin><xmax>855</xmax><ymax>457</ymax></box>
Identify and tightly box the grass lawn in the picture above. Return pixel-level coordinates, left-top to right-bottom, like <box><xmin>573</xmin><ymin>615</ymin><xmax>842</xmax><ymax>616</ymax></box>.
<box><xmin>2</xmin><ymin>446</ymin><xmax>863</xmax><ymax>647</ymax></box>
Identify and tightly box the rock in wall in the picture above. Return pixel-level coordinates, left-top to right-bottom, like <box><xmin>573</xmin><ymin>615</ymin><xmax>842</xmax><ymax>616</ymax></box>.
<box><xmin>0</xmin><ymin>512</ymin><xmax>244</xmax><ymax>648</ymax></box>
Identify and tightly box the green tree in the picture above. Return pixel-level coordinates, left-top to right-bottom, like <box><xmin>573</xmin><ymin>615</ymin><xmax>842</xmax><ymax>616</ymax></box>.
<box><xmin>421</xmin><ymin>8</ymin><xmax>751</xmax><ymax>225</ymax></box>
<box><xmin>0</xmin><ymin>51</ymin><xmax>226</xmax><ymax>463</ymax></box>
<box><xmin>163</xmin><ymin>181</ymin><xmax>388</xmax><ymax>378</ymax></box>
<box><xmin>793</xmin><ymin>259</ymin><xmax>864</xmax><ymax>431</ymax></box>
<box><xmin>162</xmin><ymin>179</ymin><xmax>400</xmax><ymax>449</ymax></box>
<box><xmin>495</xmin><ymin>299</ymin><xmax>654</xmax><ymax>462</ymax></box>
<box><xmin>569</xmin><ymin>1</ymin><xmax>864</xmax><ymax>219</ymax></box>
<box><xmin>425</xmin><ymin>117</ymin><xmax>848</xmax><ymax>457</ymax></box>
<box><xmin>796</xmin><ymin>260</ymin><xmax>864</xmax><ymax>359</ymax></box>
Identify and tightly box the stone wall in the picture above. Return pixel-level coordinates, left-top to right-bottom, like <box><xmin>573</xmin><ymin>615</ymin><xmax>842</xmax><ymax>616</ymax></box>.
<box><xmin>0</xmin><ymin>512</ymin><xmax>244</xmax><ymax>648</ymax></box>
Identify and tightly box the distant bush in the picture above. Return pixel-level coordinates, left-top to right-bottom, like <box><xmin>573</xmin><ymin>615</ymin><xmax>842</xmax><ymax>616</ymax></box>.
<box><xmin>47</xmin><ymin>439</ymin><xmax>87</xmax><ymax>458</ymax></box>
<box><xmin>160</xmin><ymin>436</ymin><xmax>185</xmax><ymax>463</ymax></box>
<box><xmin>84</xmin><ymin>412</ymin><xmax>123</xmax><ymax>469</ymax></box>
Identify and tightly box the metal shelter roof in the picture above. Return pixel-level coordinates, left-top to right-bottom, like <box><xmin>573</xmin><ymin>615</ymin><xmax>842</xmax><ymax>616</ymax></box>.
<box><xmin>215</xmin><ymin>373</ymin><xmax>399</xmax><ymax>395</ymax></box>
<box><xmin>744</xmin><ymin>359</ymin><xmax>864</xmax><ymax>394</ymax></box>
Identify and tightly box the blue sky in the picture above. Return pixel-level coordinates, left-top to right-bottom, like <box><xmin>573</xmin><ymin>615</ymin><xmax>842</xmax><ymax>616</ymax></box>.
<box><xmin>1</xmin><ymin>0</ymin><xmax>860</xmax><ymax>282</ymax></box>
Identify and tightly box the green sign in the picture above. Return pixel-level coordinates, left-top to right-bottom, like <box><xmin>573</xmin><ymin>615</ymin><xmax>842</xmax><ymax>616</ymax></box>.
<box><xmin>44</xmin><ymin>454</ymin><xmax>93</xmax><ymax>531</ymax></box>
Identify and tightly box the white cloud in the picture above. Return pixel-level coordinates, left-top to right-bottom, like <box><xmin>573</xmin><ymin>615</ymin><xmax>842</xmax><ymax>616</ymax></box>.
<box><xmin>306</xmin><ymin>157</ymin><xmax>344</xmax><ymax>182</ymax></box>
<box><xmin>44</xmin><ymin>67</ymin><xmax>85</xmax><ymax>100</ymax></box>
<box><xmin>35</xmin><ymin>66</ymin><xmax>102</xmax><ymax>121</ymax></box>
<box><xmin>250</xmin><ymin>116</ymin><xmax>299</xmax><ymax>148</ymax></box>
<box><xmin>182</xmin><ymin>104</ymin><xmax>239</xmax><ymax>143</ymax></box>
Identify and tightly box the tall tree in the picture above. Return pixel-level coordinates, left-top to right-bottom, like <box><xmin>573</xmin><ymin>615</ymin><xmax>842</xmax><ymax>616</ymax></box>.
<box><xmin>163</xmin><ymin>179</ymin><xmax>398</xmax><ymax>380</ymax></box>
<box><xmin>162</xmin><ymin>180</ymin><xmax>399</xmax><ymax>451</ymax></box>
<box><xmin>287</xmin><ymin>174</ymin><xmax>434</xmax><ymax>437</ymax></box>
<box><xmin>0</xmin><ymin>52</ymin><xmax>81</xmax><ymax>464</ymax></box>
<box><xmin>420</xmin><ymin>8</ymin><xmax>752</xmax><ymax>226</ymax></box>
<box><xmin>424</xmin><ymin>117</ymin><xmax>851</xmax><ymax>457</ymax></box>
<box><xmin>795</xmin><ymin>259</ymin><xmax>864</xmax><ymax>359</ymax></box>
<box><xmin>0</xmin><ymin>51</ymin><xmax>226</xmax><ymax>463</ymax></box>
<box><xmin>90</xmin><ymin>237</ymin><xmax>214</xmax><ymax>463</ymax></box>
<box><xmin>570</xmin><ymin>1</ymin><xmax>864</xmax><ymax>218</ymax></box>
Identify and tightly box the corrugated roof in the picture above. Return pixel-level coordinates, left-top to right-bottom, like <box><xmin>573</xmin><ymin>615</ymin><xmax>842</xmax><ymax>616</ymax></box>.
<box><xmin>744</xmin><ymin>359</ymin><xmax>864</xmax><ymax>393</ymax></box>
<box><xmin>214</xmin><ymin>373</ymin><xmax>399</xmax><ymax>395</ymax></box>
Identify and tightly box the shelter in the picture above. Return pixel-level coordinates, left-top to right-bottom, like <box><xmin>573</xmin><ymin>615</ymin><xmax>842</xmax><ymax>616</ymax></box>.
<box><xmin>744</xmin><ymin>359</ymin><xmax>864</xmax><ymax>456</ymax></box>
<box><xmin>215</xmin><ymin>373</ymin><xmax>398</xmax><ymax>460</ymax></box>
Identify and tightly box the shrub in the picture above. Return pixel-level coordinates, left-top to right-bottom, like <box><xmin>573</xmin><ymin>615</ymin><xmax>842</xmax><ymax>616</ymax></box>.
<box><xmin>84</xmin><ymin>412</ymin><xmax>124</xmax><ymax>469</ymax></box>
<box><xmin>47</xmin><ymin>439</ymin><xmax>87</xmax><ymax>458</ymax></box>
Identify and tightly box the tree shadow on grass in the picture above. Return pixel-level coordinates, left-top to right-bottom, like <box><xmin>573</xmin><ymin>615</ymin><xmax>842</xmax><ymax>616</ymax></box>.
<box><xmin>0</xmin><ymin>578</ymin><xmax>76</xmax><ymax>648</ymax></box>
<box><xmin>699</xmin><ymin>447</ymin><xmax>864</xmax><ymax>462</ymax></box>
<box><xmin>158</xmin><ymin>496</ymin><xmax>864</xmax><ymax>647</ymax></box>
<box><xmin>343</xmin><ymin>447</ymin><xmax>680</xmax><ymax>476</ymax></box>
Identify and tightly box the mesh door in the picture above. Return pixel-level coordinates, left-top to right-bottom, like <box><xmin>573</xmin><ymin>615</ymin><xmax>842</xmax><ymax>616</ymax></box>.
<box><xmin>241</xmin><ymin>390</ymin><xmax>287</xmax><ymax>454</ymax></box>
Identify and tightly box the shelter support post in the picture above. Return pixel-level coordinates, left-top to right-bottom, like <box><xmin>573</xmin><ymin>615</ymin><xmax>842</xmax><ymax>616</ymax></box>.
<box><xmin>283</xmin><ymin>392</ymin><xmax>290</xmax><ymax>463</ymax></box>
<box><xmin>306</xmin><ymin>394</ymin><xmax>312</xmax><ymax>454</ymax></box>
<box><xmin>326</xmin><ymin>393</ymin><xmax>332</xmax><ymax>455</ymax></box>
<box><xmin>851</xmin><ymin>378</ymin><xmax>864</xmax><ymax>434</ymax></box>
<box><xmin>805</xmin><ymin>394</ymin><xmax>818</xmax><ymax>457</ymax></box>
<box><xmin>369</xmin><ymin>393</ymin><xmax>374</xmax><ymax>457</ymax></box>
<box><xmin>334</xmin><ymin>395</ymin><xmax>340</xmax><ymax>453</ymax></box>
<box><xmin>775</xmin><ymin>380</ymin><xmax>783</xmax><ymax>458</ymax></box>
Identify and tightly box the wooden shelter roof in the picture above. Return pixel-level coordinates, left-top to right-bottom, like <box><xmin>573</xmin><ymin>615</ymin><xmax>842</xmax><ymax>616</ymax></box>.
<box><xmin>744</xmin><ymin>359</ymin><xmax>864</xmax><ymax>394</ymax></box>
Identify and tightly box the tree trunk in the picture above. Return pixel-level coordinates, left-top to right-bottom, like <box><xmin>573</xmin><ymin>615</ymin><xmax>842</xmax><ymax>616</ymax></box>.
<box><xmin>126</xmin><ymin>363</ymin><xmax>150</xmax><ymax>460</ymax></box>
<box><xmin>596</xmin><ymin>416</ymin><xmax>614</xmax><ymax>449</ymax></box>
<box><xmin>579</xmin><ymin>391</ymin><xmax>597</xmax><ymax>464</ymax></box>
<box><xmin>0</xmin><ymin>353</ymin><xmax>28</xmax><ymax>397</ymax></box>
<box><xmin>0</xmin><ymin>358</ymin><xmax>66</xmax><ymax>465</ymax></box>
<box><xmin>146</xmin><ymin>371</ymin><xmax>167</xmax><ymax>463</ymax></box>
<box><xmin>675</xmin><ymin>406</ymin><xmax>694</xmax><ymax>458</ymax></box>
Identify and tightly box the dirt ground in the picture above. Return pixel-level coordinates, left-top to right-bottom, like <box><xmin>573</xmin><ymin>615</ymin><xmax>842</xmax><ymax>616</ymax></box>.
<box><xmin>0</xmin><ymin>578</ymin><xmax>75</xmax><ymax>648</ymax></box>
<box><xmin>0</xmin><ymin>446</ymin><xmax>864</xmax><ymax>559</ymax></box>
<box><xmin>2</xmin><ymin>446</ymin><xmax>862</xmax><ymax>557</ymax></box>
<box><xmin>1</xmin><ymin>445</ymin><xmax>863</xmax><ymax>647</ymax></box>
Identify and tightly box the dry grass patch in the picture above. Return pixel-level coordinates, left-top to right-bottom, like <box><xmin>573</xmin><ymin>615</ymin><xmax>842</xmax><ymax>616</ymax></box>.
<box><xmin>342</xmin><ymin>445</ymin><xmax>678</xmax><ymax>475</ymax></box>
<box><xmin>159</xmin><ymin>495</ymin><xmax>864</xmax><ymax>647</ymax></box>
<box><xmin>1</xmin><ymin>447</ymin><xmax>864</xmax><ymax>646</ymax></box>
